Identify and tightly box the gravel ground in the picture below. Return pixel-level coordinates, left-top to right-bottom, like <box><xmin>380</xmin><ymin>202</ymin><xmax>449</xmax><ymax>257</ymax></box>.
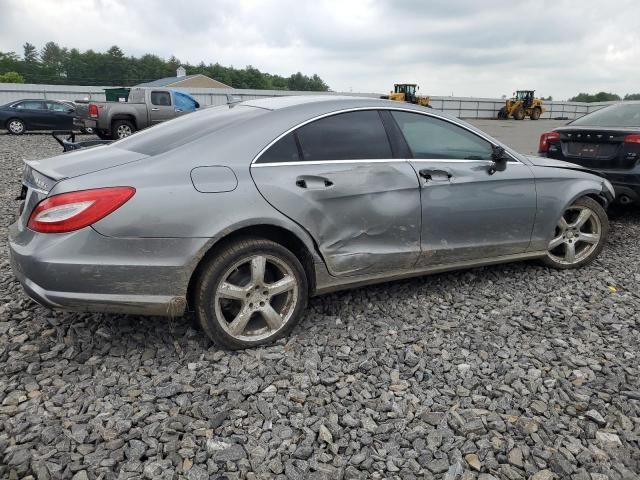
<box><xmin>1</xmin><ymin>132</ymin><xmax>639</xmax><ymax>480</ymax></box>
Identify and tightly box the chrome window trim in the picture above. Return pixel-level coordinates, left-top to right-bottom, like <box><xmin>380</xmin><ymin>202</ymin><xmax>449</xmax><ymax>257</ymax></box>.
<box><xmin>252</xmin><ymin>158</ymin><xmax>502</xmax><ymax>168</ymax></box>
<box><xmin>250</xmin><ymin>106</ymin><xmax>522</xmax><ymax>166</ymax></box>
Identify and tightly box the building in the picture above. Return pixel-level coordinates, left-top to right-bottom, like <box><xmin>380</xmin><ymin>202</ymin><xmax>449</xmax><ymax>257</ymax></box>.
<box><xmin>136</xmin><ymin>66</ymin><xmax>231</xmax><ymax>89</ymax></box>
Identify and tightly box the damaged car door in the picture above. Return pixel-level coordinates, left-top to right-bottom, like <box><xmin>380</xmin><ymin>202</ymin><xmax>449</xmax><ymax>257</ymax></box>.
<box><xmin>389</xmin><ymin>110</ymin><xmax>537</xmax><ymax>265</ymax></box>
<box><xmin>251</xmin><ymin>110</ymin><xmax>422</xmax><ymax>276</ymax></box>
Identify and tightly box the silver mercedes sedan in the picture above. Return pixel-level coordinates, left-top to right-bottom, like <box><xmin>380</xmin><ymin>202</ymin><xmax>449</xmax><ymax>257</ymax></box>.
<box><xmin>9</xmin><ymin>96</ymin><xmax>614</xmax><ymax>349</ymax></box>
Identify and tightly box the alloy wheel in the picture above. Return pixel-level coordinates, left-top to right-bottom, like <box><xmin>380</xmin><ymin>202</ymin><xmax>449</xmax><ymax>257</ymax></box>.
<box><xmin>8</xmin><ymin>120</ymin><xmax>24</xmax><ymax>134</ymax></box>
<box><xmin>214</xmin><ymin>254</ymin><xmax>299</xmax><ymax>341</ymax></box>
<box><xmin>117</xmin><ymin>124</ymin><xmax>132</xmax><ymax>138</ymax></box>
<box><xmin>547</xmin><ymin>205</ymin><xmax>602</xmax><ymax>265</ymax></box>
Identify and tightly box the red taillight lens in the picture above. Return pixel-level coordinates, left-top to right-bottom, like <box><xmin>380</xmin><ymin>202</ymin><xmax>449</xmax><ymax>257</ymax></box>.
<box><xmin>624</xmin><ymin>134</ymin><xmax>640</xmax><ymax>144</ymax></box>
<box><xmin>28</xmin><ymin>187</ymin><xmax>135</xmax><ymax>234</ymax></box>
<box><xmin>539</xmin><ymin>131</ymin><xmax>561</xmax><ymax>153</ymax></box>
<box><xmin>88</xmin><ymin>104</ymin><xmax>99</xmax><ymax>118</ymax></box>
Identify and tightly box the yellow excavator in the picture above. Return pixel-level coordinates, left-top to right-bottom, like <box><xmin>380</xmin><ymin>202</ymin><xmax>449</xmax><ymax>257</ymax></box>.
<box><xmin>497</xmin><ymin>90</ymin><xmax>545</xmax><ymax>120</ymax></box>
<box><xmin>381</xmin><ymin>83</ymin><xmax>431</xmax><ymax>107</ymax></box>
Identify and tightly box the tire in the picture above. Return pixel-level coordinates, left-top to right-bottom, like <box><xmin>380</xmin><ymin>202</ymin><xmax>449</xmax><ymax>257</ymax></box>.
<box><xmin>541</xmin><ymin>196</ymin><xmax>609</xmax><ymax>269</ymax></box>
<box><xmin>96</xmin><ymin>130</ymin><xmax>110</xmax><ymax>140</ymax></box>
<box><xmin>6</xmin><ymin>118</ymin><xmax>25</xmax><ymax>135</ymax></box>
<box><xmin>513</xmin><ymin>107</ymin><xmax>525</xmax><ymax>120</ymax></box>
<box><xmin>530</xmin><ymin>107</ymin><xmax>541</xmax><ymax>120</ymax></box>
<box><xmin>497</xmin><ymin>107</ymin><xmax>508</xmax><ymax>119</ymax></box>
<box><xmin>195</xmin><ymin>237</ymin><xmax>309</xmax><ymax>349</ymax></box>
<box><xmin>111</xmin><ymin>120</ymin><xmax>135</xmax><ymax>140</ymax></box>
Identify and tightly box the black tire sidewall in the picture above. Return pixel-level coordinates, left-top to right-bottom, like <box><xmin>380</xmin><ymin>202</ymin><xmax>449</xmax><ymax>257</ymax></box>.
<box><xmin>542</xmin><ymin>197</ymin><xmax>609</xmax><ymax>269</ymax></box>
<box><xmin>195</xmin><ymin>238</ymin><xmax>308</xmax><ymax>349</ymax></box>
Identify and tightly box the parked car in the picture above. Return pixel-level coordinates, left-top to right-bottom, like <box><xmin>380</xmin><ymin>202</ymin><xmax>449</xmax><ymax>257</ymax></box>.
<box><xmin>10</xmin><ymin>96</ymin><xmax>614</xmax><ymax>349</ymax></box>
<box><xmin>0</xmin><ymin>99</ymin><xmax>76</xmax><ymax>134</ymax></box>
<box><xmin>74</xmin><ymin>87</ymin><xmax>200</xmax><ymax>140</ymax></box>
<box><xmin>539</xmin><ymin>102</ymin><xmax>640</xmax><ymax>205</ymax></box>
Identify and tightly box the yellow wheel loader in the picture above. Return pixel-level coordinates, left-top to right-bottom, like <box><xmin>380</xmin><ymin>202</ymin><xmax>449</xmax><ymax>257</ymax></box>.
<box><xmin>497</xmin><ymin>90</ymin><xmax>545</xmax><ymax>120</ymax></box>
<box><xmin>381</xmin><ymin>83</ymin><xmax>431</xmax><ymax>107</ymax></box>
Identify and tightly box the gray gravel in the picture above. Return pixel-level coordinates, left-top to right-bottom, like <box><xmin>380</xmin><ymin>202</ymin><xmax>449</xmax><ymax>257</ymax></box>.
<box><xmin>1</xmin><ymin>132</ymin><xmax>639</xmax><ymax>480</ymax></box>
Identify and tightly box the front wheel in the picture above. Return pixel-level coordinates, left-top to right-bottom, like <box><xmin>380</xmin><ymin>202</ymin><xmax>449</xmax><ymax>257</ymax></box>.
<box><xmin>195</xmin><ymin>238</ymin><xmax>308</xmax><ymax>349</ymax></box>
<box><xmin>7</xmin><ymin>118</ymin><xmax>25</xmax><ymax>135</ymax></box>
<box><xmin>497</xmin><ymin>107</ymin><xmax>508</xmax><ymax>119</ymax></box>
<box><xmin>542</xmin><ymin>197</ymin><xmax>608</xmax><ymax>269</ymax></box>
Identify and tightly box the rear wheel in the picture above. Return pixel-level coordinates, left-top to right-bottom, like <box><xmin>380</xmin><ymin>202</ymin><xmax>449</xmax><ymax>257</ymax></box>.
<box><xmin>111</xmin><ymin>120</ymin><xmax>135</xmax><ymax>139</ymax></box>
<box><xmin>542</xmin><ymin>197</ymin><xmax>608</xmax><ymax>269</ymax></box>
<box><xmin>513</xmin><ymin>107</ymin><xmax>525</xmax><ymax>120</ymax></box>
<box><xmin>530</xmin><ymin>107</ymin><xmax>541</xmax><ymax>120</ymax></box>
<box><xmin>7</xmin><ymin>118</ymin><xmax>25</xmax><ymax>135</ymax></box>
<box><xmin>195</xmin><ymin>238</ymin><xmax>308</xmax><ymax>349</ymax></box>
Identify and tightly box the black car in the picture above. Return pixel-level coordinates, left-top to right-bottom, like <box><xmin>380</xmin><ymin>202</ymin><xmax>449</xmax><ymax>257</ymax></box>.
<box><xmin>0</xmin><ymin>99</ymin><xmax>76</xmax><ymax>135</ymax></box>
<box><xmin>539</xmin><ymin>102</ymin><xmax>640</xmax><ymax>205</ymax></box>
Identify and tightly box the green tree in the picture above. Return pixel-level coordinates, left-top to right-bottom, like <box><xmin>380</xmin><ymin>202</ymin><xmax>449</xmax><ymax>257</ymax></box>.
<box><xmin>624</xmin><ymin>93</ymin><xmax>640</xmax><ymax>100</ymax></box>
<box><xmin>0</xmin><ymin>71</ymin><xmax>25</xmax><ymax>83</ymax></box>
<box><xmin>23</xmin><ymin>42</ymin><xmax>38</xmax><ymax>62</ymax></box>
<box><xmin>569</xmin><ymin>92</ymin><xmax>621</xmax><ymax>102</ymax></box>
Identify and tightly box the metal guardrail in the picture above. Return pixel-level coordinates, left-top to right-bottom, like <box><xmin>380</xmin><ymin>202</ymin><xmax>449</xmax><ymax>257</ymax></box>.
<box><xmin>0</xmin><ymin>83</ymin><xmax>615</xmax><ymax>120</ymax></box>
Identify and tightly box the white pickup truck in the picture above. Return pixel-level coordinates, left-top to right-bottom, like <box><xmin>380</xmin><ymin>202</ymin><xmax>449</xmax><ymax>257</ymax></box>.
<box><xmin>74</xmin><ymin>87</ymin><xmax>200</xmax><ymax>139</ymax></box>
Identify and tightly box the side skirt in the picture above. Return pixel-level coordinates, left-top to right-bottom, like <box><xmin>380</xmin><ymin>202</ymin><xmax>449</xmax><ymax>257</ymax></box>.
<box><xmin>313</xmin><ymin>251</ymin><xmax>547</xmax><ymax>295</ymax></box>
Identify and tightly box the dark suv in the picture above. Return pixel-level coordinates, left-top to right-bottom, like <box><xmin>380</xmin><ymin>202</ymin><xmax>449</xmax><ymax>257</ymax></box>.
<box><xmin>539</xmin><ymin>102</ymin><xmax>640</xmax><ymax>205</ymax></box>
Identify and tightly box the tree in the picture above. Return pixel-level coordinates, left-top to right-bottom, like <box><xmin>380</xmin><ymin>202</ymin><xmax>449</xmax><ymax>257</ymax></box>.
<box><xmin>624</xmin><ymin>93</ymin><xmax>640</xmax><ymax>101</ymax></box>
<box><xmin>569</xmin><ymin>92</ymin><xmax>621</xmax><ymax>102</ymax></box>
<box><xmin>0</xmin><ymin>71</ymin><xmax>25</xmax><ymax>83</ymax></box>
<box><xmin>23</xmin><ymin>42</ymin><xmax>38</xmax><ymax>62</ymax></box>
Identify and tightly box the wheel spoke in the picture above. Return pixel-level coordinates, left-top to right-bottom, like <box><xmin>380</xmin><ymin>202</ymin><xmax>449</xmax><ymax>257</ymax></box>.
<box><xmin>565</xmin><ymin>242</ymin><xmax>576</xmax><ymax>263</ymax></box>
<box><xmin>558</xmin><ymin>216</ymin><xmax>569</xmax><ymax>231</ymax></box>
<box><xmin>572</xmin><ymin>209</ymin><xmax>592</xmax><ymax>228</ymax></box>
<box><xmin>260</xmin><ymin>304</ymin><xmax>284</xmax><ymax>331</ymax></box>
<box><xmin>228</xmin><ymin>308</ymin><xmax>253</xmax><ymax>336</ymax></box>
<box><xmin>578</xmin><ymin>232</ymin><xmax>600</xmax><ymax>244</ymax></box>
<box><xmin>251</xmin><ymin>256</ymin><xmax>266</xmax><ymax>285</ymax></box>
<box><xmin>218</xmin><ymin>282</ymin><xmax>247</xmax><ymax>300</ymax></box>
<box><xmin>267</xmin><ymin>275</ymin><xmax>296</xmax><ymax>296</ymax></box>
<box><xmin>549</xmin><ymin>235</ymin><xmax>565</xmax><ymax>250</ymax></box>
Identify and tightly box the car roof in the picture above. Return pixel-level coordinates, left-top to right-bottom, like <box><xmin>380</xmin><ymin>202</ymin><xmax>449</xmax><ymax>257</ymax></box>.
<box><xmin>243</xmin><ymin>95</ymin><xmax>398</xmax><ymax>110</ymax></box>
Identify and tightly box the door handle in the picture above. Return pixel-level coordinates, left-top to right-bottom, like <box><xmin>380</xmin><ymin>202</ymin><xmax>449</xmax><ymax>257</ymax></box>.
<box><xmin>419</xmin><ymin>168</ymin><xmax>452</xmax><ymax>181</ymax></box>
<box><xmin>296</xmin><ymin>176</ymin><xmax>334</xmax><ymax>189</ymax></box>
<box><xmin>151</xmin><ymin>107</ymin><xmax>160</xmax><ymax>111</ymax></box>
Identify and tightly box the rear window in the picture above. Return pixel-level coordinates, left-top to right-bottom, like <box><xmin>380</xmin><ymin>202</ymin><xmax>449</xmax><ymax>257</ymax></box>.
<box><xmin>571</xmin><ymin>103</ymin><xmax>640</xmax><ymax>127</ymax></box>
<box><xmin>115</xmin><ymin>105</ymin><xmax>264</xmax><ymax>155</ymax></box>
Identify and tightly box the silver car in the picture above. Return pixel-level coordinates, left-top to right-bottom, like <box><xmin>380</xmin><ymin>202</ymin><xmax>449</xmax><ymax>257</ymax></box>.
<box><xmin>9</xmin><ymin>96</ymin><xmax>614</xmax><ymax>349</ymax></box>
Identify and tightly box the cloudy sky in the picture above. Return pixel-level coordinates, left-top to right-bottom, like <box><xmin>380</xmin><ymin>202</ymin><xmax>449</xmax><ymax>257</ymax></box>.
<box><xmin>1</xmin><ymin>0</ymin><xmax>639</xmax><ymax>99</ymax></box>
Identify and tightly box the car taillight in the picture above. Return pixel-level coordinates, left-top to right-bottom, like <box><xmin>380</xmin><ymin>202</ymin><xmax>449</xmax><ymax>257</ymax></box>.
<box><xmin>28</xmin><ymin>187</ymin><xmax>135</xmax><ymax>234</ymax></box>
<box><xmin>88</xmin><ymin>104</ymin><xmax>99</xmax><ymax>118</ymax></box>
<box><xmin>539</xmin><ymin>131</ymin><xmax>561</xmax><ymax>153</ymax></box>
<box><xmin>624</xmin><ymin>134</ymin><xmax>640</xmax><ymax>144</ymax></box>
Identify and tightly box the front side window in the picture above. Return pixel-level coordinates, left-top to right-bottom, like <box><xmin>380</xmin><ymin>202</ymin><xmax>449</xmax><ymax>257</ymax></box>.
<box><xmin>391</xmin><ymin>111</ymin><xmax>493</xmax><ymax>160</ymax></box>
<box><xmin>296</xmin><ymin>110</ymin><xmax>392</xmax><ymax>161</ymax></box>
<box><xmin>16</xmin><ymin>101</ymin><xmax>45</xmax><ymax>110</ymax></box>
<box><xmin>151</xmin><ymin>91</ymin><xmax>172</xmax><ymax>106</ymax></box>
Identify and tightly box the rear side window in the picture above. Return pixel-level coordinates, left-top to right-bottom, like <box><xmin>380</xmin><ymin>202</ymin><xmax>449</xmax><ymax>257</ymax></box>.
<box><xmin>47</xmin><ymin>101</ymin><xmax>70</xmax><ymax>112</ymax></box>
<box><xmin>258</xmin><ymin>133</ymin><xmax>300</xmax><ymax>163</ymax></box>
<box><xmin>151</xmin><ymin>91</ymin><xmax>172</xmax><ymax>106</ymax></box>
<box><xmin>296</xmin><ymin>110</ymin><xmax>392</xmax><ymax>161</ymax></box>
<box><xmin>391</xmin><ymin>111</ymin><xmax>493</xmax><ymax>160</ymax></box>
<box><xmin>571</xmin><ymin>103</ymin><xmax>640</xmax><ymax>127</ymax></box>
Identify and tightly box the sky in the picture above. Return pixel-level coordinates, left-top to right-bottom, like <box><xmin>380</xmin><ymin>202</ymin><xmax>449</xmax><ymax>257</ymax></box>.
<box><xmin>1</xmin><ymin>0</ymin><xmax>639</xmax><ymax>99</ymax></box>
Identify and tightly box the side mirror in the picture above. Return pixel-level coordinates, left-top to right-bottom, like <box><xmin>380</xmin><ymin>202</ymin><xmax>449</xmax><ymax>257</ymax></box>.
<box><xmin>489</xmin><ymin>145</ymin><xmax>508</xmax><ymax>175</ymax></box>
<box><xmin>67</xmin><ymin>108</ymin><xmax>75</xmax><ymax>113</ymax></box>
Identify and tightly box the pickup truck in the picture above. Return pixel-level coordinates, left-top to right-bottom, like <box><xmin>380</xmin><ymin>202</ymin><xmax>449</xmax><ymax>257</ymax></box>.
<box><xmin>74</xmin><ymin>87</ymin><xmax>200</xmax><ymax>140</ymax></box>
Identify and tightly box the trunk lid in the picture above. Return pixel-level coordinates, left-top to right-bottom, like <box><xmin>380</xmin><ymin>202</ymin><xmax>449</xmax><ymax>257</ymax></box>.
<box><xmin>24</xmin><ymin>145</ymin><xmax>148</xmax><ymax>181</ymax></box>
<box><xmin>554</xmin><ymin>126</ymin><xmax>640</xmax><ymax>169</ymax></box>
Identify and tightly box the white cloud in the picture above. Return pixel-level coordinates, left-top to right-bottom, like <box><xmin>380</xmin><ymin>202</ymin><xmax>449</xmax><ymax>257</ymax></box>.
<box><xmin>0</xmin><ymin>0</ymin><xmax>639</xmax><ymax>99</ymax></box>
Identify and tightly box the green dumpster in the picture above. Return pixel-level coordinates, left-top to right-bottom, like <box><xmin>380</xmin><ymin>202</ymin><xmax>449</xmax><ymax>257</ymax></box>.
<box><xmin>104</xmin><ymin>87</ymin><xmax>130</xmax><ymax>102</ymax></box>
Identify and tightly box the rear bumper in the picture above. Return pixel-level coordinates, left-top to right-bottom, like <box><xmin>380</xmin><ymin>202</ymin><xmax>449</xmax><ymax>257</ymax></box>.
<box><xmin>8</xmin><ymin>223</ymin><xmax>212</xmax><ymax>316</ymax></box>
<box><xmin>598</xmin><ymin>172</ymin><xmax>640</xmax><ymax>204</ymax></box>
<box><xmin>74</xmin><ymin>118</ymin><xmax>97</xmax><ymax>130</ymax></box>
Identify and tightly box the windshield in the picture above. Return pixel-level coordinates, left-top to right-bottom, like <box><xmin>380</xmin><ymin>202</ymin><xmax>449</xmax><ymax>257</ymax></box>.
<box><xmin>571</xmin><ymin>103</ymin><xmax>640</xmax><ymax>128</ymax></box>
<box><xmin>115</xmin><ymin>105</ymin><xmax>265</xmax><ymax>155</ymax></box>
